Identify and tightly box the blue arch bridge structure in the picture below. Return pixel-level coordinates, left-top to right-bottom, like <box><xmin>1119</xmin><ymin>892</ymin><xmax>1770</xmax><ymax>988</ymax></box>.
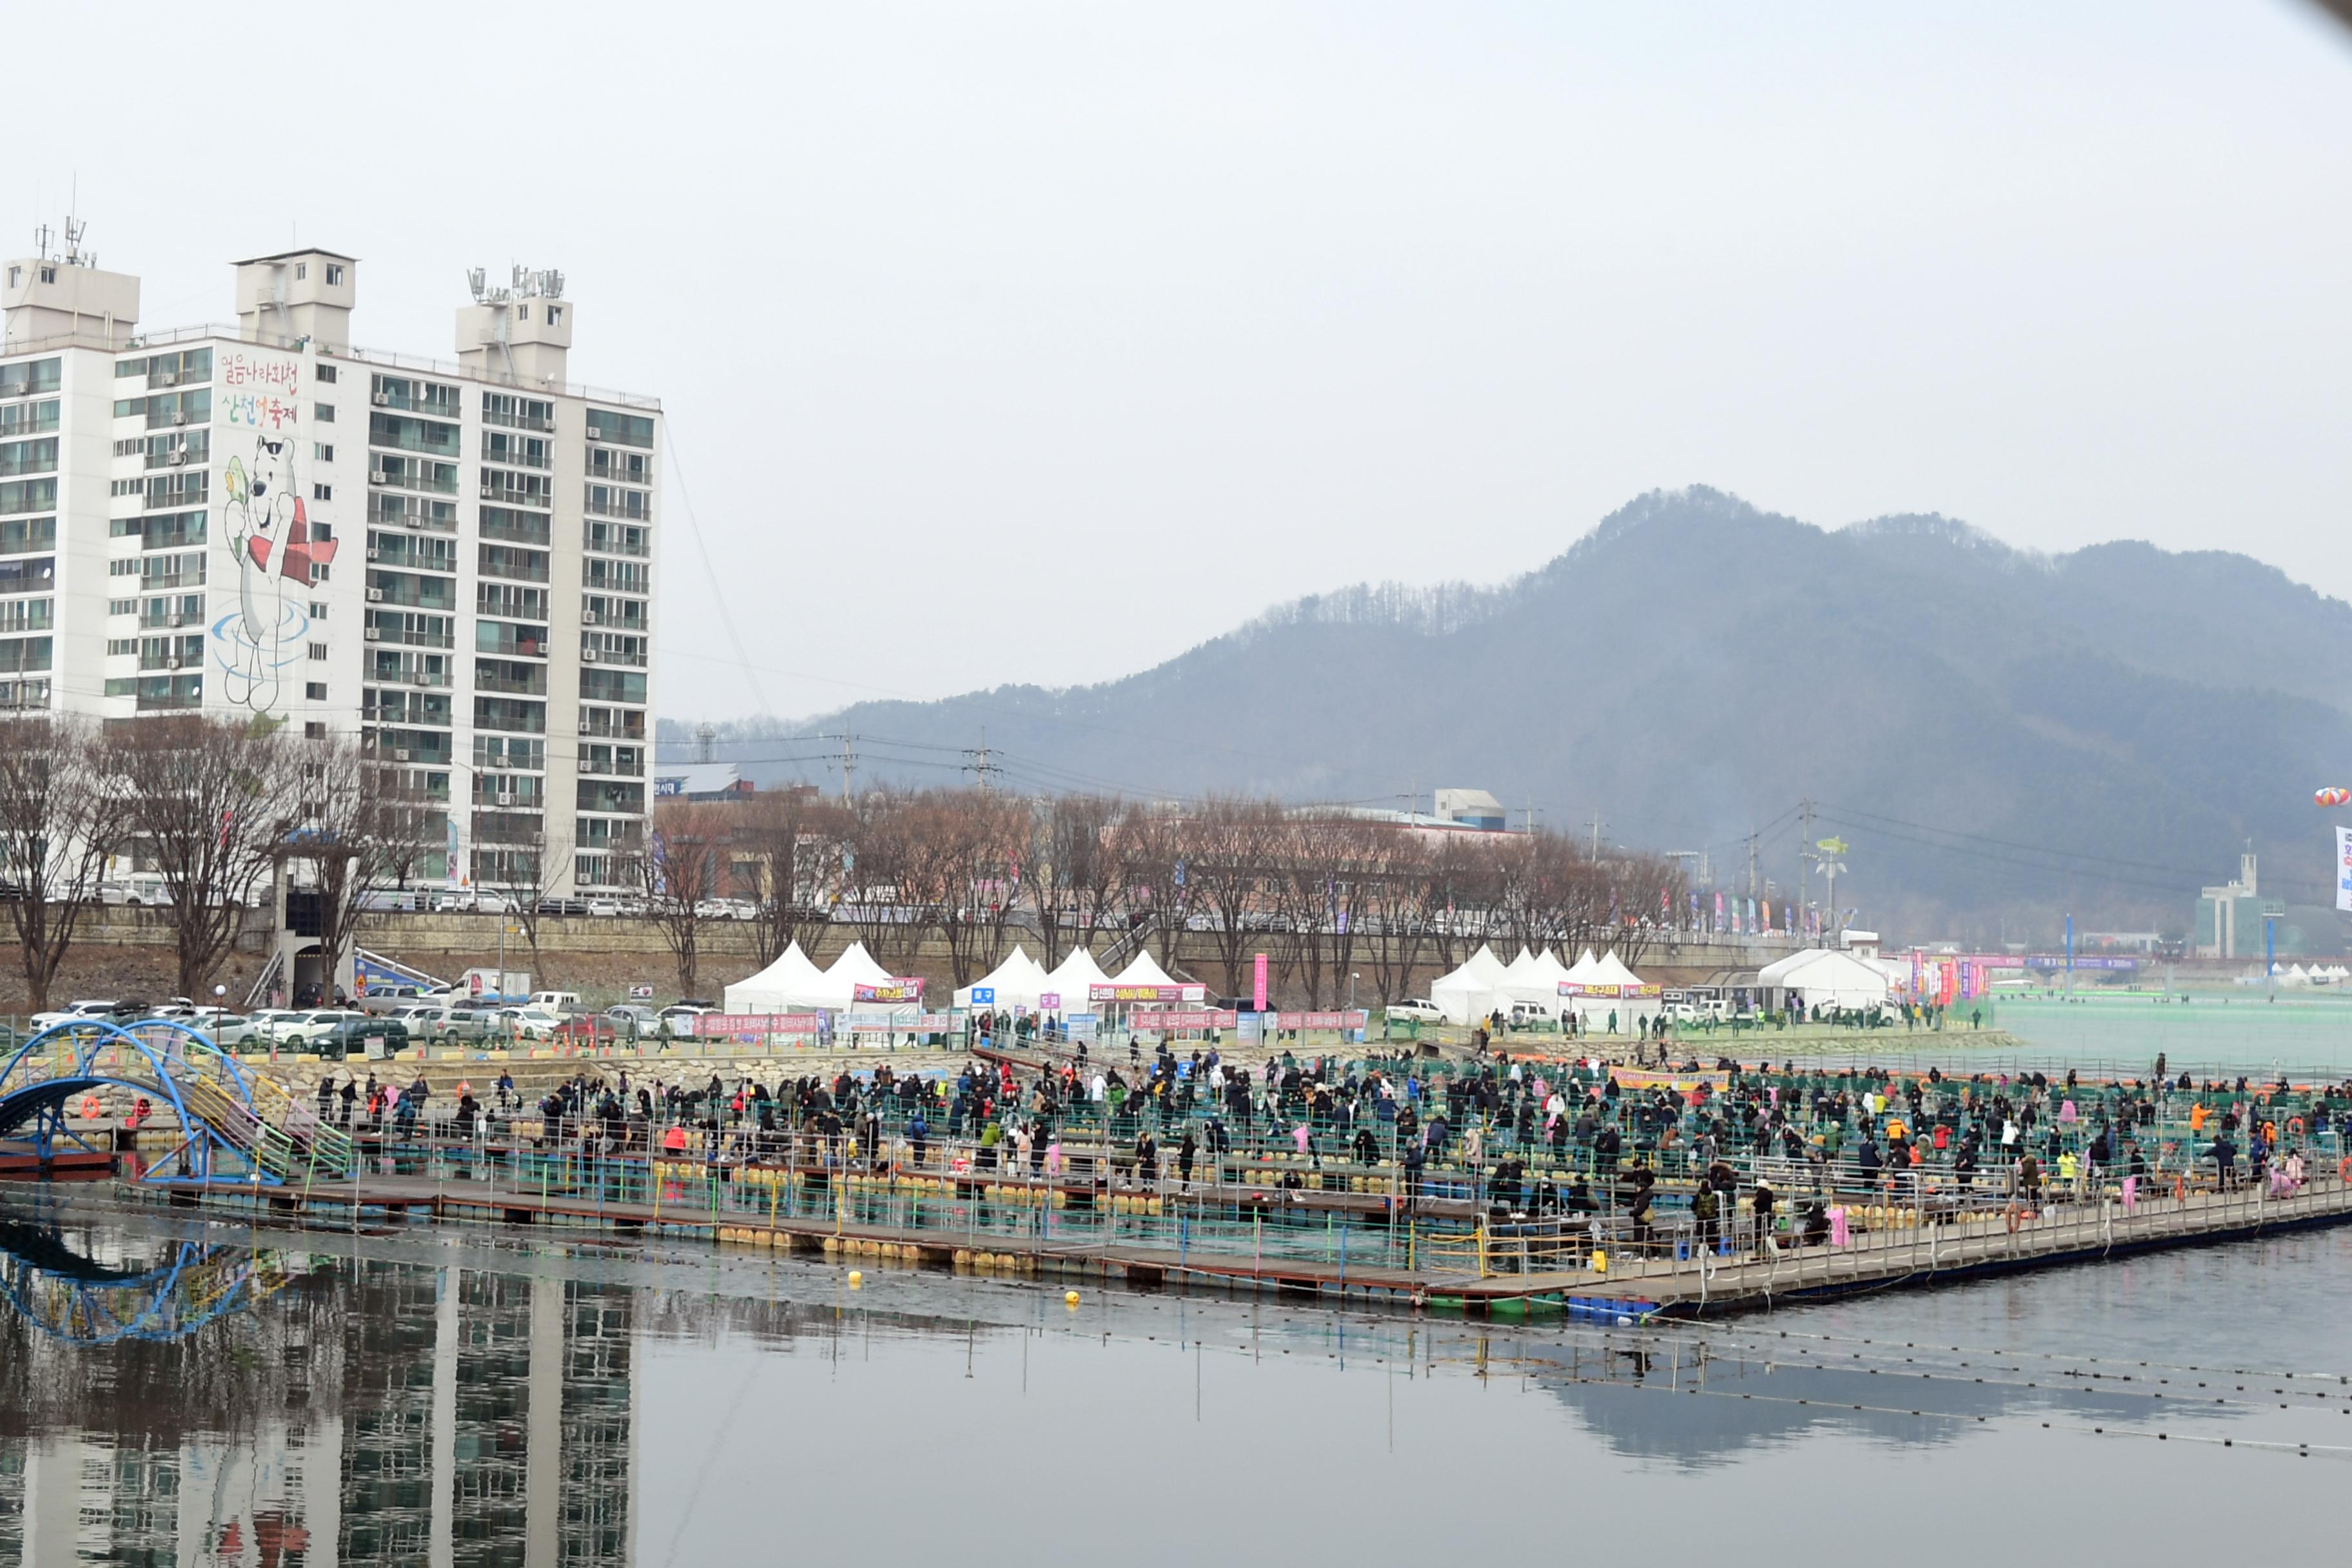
<box><xmin>0</xmin><ymin>1019</ymin><xmax>353</xmax><ymax>1185</ymax></box>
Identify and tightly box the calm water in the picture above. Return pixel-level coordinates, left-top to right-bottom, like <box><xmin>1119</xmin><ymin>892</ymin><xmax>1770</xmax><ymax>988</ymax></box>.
<box><xmin>2</xmin><ymin>1189</ymin><xmax>2346</xmax><ymax>1565</ymax></box>
<box><xmin>1992</xmin><ymin>992</ymin><xmax>2352</xmax><ymax>1073</ymax></box>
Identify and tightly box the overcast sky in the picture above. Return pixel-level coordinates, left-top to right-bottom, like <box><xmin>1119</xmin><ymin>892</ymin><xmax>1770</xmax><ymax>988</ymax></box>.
<box><xmin>11</xmin><ymin>2</ymin><xmax>2350</xmax><ymax>722</ymax></box>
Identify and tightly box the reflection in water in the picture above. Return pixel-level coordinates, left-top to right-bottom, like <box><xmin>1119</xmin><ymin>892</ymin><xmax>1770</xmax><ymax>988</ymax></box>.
<box><xmin>0</xmin><ymin>1203</ymin><xmax>635</xmax><ymax>1566</ymax></box>
<box><xmin>1</xmin><ymin>1195</ymin><xmax>2345</xmax><ymax>1563</ymax></box>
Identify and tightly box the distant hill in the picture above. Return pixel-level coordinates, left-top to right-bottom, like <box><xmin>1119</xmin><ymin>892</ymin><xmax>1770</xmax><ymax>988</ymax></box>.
<box><xmin>669</xmin><ymin>488</ymin><xmax>2352</xmax><ymax>945</ymax></box>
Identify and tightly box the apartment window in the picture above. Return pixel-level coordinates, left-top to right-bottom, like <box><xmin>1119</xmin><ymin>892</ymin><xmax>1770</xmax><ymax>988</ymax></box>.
<box><xmin>326</xmin><ymin>264</ymin><xmax>344</xmax><ymax>286</ymax></box>
<box><xmin>314</xmin><ymin>443</ymin><xmax>335</xmax><ymax>462</ymax></box>
<box><xmin>315</xmin><ymin>364</ymin><xmax>337</xmax><ymax>384</ymax></box>
<box><xmin>38</xmin><ymin>266</ymin><xmax>55</xmax><ymax>284</ymax></box>
<box><xmin>313</xmin><ymin>483</ymin><xmax>333</xmax><ymax>502</ymax></box>
<box><xmin>311</xmin><ymin>562</ymin><xmax>330</xmax><ymax>583</ymax></box>
<box><xmin>306</xmin><ymin>681</ymin><xmax>327</xmax><ymax>701</ymax></box>
<box><xmin>5</xmin><ymin>268</ymin><xmax>15</xmax><ymax>288</ymax></box>
<box><xmin>309</xmin><ymin>642</ymin><xmax>328</xmax><ymax>662</ymax></box>
<box><xmin>106</xmin><ymin>638</ymin><xmax>135</xmax><ymax>656</ymax></box>
<box><xmin>108</xmin><ymin>598</ymin><xmax>136</xmax><ymax>616</ymax></box>
<box><xmin>309</xmin><ymin>601</ymin><xmax>327</xmax><ymax>619</ymax></box>
<box><xmin>315</xmin><ymin>402</ymin><xmax>335</xmax><ymax>423</ymax></box>
<box><xmin>547</xmin><ymin>306</ymin><xmax>562</xmax><ymax>326</ymax></box>
<box><xmin>295</xmin><ymin>262</ymin><xmax>308</xmax><ymax>280</ymax></box>
<box><xmin>305</xmin><ymin>721</ymin><xmax>325</xmax><ymax>740</ymax></box>
<box><xmin>517</xmin><ymin>304</ymin><xmax>529</xmax><ymax>322</ymax></box>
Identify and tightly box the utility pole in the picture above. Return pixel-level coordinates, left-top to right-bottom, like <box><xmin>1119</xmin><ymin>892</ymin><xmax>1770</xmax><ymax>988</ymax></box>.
<box><xmin>831</xmin><ymin>732</ymin><xmax>857</xmax><ymax>805</ymax></box>
<box><xmin>961</xmin><ymin>727</ymin><xmax>999</xmax><ymax>792</ymax></box>
<box><xmin>1797</xmin><ymin>798</ymin><xmax>1814</xmax><ymax>933</ymax></box>
<box><xmin>1587</xmin><ymin>811</ymin><xmax>1603</xmax><ymax>858</ymax></box>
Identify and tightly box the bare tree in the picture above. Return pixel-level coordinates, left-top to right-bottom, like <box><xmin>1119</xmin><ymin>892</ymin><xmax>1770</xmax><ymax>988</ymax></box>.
<box><xmin>1113</xmin><ymin>804</ymin><xmax>1188</xmax><ymax>972</ymax></box>
<box><xmin>104</xmin><ymin>716</ymin><xmax>295</xmax><ymax>999</ymax></box>
<box><xmin>0</xmin><ymin>715</ymin><xmax>116</xmax><ymax>1012</ymax></box>
<box><xmin>1357</xmin><ymin>827</ymin><xmax>1433</xmax><ymax>1007</ymax></box>
<box><xmin>735</xmin><ymin>787</ymin><xmax>843</xmax><ymax>968</ymax></box>
<box><xmin>641</xmin><ymin>798</ymin><xmax>732</xmax><ymax>996</ymax></box>
<box><xmin>839</xmin><ymin>790</ymin><xmax>921</xmax><ymax>970</ymax></box>
<box><xmin>285</xmin><ymin>738</ymin><xmax>438</xmax><ymax>999</ymax></box>
<box><xmin>1019</xmin><ymin>793</ymin><xmax>1126</xmax><ymax>966</ymax></box>
<box><xmin>1179</xmin><ymin>796</ymin><xmax>1284</xmax><ymax>999</ymax></box>
<box><xmin>897</xmin><ymin>790</ymin><xmax>1023</xmax><ymax>987</ymax></box>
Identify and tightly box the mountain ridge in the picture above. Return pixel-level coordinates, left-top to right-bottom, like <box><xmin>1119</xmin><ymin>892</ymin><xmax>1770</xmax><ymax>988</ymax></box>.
<box><xmin>671</xmin><ymin>488</ymin><xmax>2352</xmax><ymax>943</ymax></box>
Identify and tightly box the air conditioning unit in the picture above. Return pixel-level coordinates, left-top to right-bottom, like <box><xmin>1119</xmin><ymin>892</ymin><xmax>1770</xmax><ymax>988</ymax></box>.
<box><xmin>168</xmin><ymin>614</ymin><xmax>186</xmax><ymax>629</ymax></box>
<box><xmin>171</xmin><ymin>410</ymin><xmax>188</xmax><ymax>426</ymax></box>
<box><xmin>372</xmin><ymin>392</ymin><xmax>390</xmax><ymax>406</ymax></box>
<box><xmin>166</xmin><ymin>657</ymin><xmax>182</xmax><ymax>670</ymax></box>
<box><xmin>496</xmin><ymin>791</ymin><xmax>516</xmax><ymax>808</ymax></box>
<box><xmin>580</xmin><ymin>647</ymin><xmax>598</xmax><ymax>663</ymax></box>
<box><xmin>578</xmin><ymin>756</ymin><xmax>594</xmax><ymax>772</ymax></box>
<box><xmin>411</xmin><ymin>671</ymin><xmax>434</xmax><ymax>686</ymax></box>
<box><xmin>165</xmin><ymin>450</ymin><xmax>187</xmax><ymax>467</ymax></box>
<box><xmin>364</xmin><ymin>626</ymin><xmax>382</xmax><ymax>642</ymax></box>
<box><xmin>365</xmin><ymin>546</ymin><xmax>380</xmax><ymax>561</ymax></box>
<box><xmin>404</xmin><ymin>516</ymin><xmax>424</xmax><ymax>530</ymax></box>
<box><xmin>366</xmin><ymin>587</ymin><xmax>384</xmax><ymax>602</ymax></box>
<box><xmin>480</xmin><ymin>483</ymin><xmax>498</xmax><ymax>498</ymax></box>
<box><xmin>581</xmin><ymin>608</ymin><xmax>600</xmax><ymax>625</ymax></box>
<box><xmin>393</xmin><ymin>749</ymin><xmax>411</xmax><ymax>763</ymax></box>
<box><xmin>369</xmin><ymin>470</ymin><xmax>389</xmax><ymax>485</ymax></box>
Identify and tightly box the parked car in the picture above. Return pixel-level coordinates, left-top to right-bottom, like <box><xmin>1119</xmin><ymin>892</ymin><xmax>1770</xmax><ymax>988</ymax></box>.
<box><xmin>602</xmin><ymin>1004</ymin><xmax>660</xmax><ymax>1041</ymax></box>
<box><xmin>1505</xmin><ymin>1001</ymin><xmax>1557</xmax><ymax>1030</ymax></box>
<box><xmin>29</xmin><ymin>999</ymin><xmax>127</xmax><ymax>1033</ymax></box>
<box><xmin>490</xmin><ymin>1006</ymin><xmax>565</xmax><ymax>1042</ymax></box>
<box><xmin>262</xmin><ymin>1010</ymin><xmax>367</xmax><ymax>1050</ymax></box>
<box><xmin>1384</xmin><ymin>999</ymin><xmax>1446</xmax><ymax>1025</ymax></box>
<box><xmin>204</xmin><ymin>1014</ymin><xmax>262</xmax><ymax>1048</ymax></box>
<box><xmin>658</xmin><ymin>1003</ymin><xmax>713</xmax><ymax>1037</ymax></box>
<box><xmin>585</xmin><ymin>898</ymin><xmax>622</xmax><ymax>917</ymax></box>
<box><xmin>314</xmin><ymin>1017</ymin><xmax>410</xmax><ymax>1062</ymax></box>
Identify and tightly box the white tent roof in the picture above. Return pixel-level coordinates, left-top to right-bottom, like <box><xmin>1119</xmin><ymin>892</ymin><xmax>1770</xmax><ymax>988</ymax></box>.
<box><xmin>1589</xmin><ymin>950</ymin><xmax>1645</xmax><ymax>988</ymax></box>
<box><xmin>1561</xmin><ymin>948</ymin><xmax>1603</xmax><ymax>983</ymax></box>
<box><xmin>956</xmin><ymin>945</ymin><xmax>1052</xmax><ymax>1010</ymax></box>
<box><xmin>825</xmin><ymin>941</ymin><xmax>895</xmax><ymax>989</ymax></box>
<box><xmin>1757</xmin><ymin>948</ymin><xmax>1891</xmax><ymax>1006</ymax></box>
<box><xmin>1497</xmin><ymin>946</ymin><xmax>1562</xmax><ymax>1006</ymax></box>
<box><xmin>722</xmin><ymin>941</ymin><xmax>831</xmax><ymax>1013</ymax></box>
<box><xmin>1113</xmin><ymin>952</ymin><xmax>1178</xmax><ymax>988</ymax></box>
<box><xmin>1529</xmin><ymin>948</ymin><xmax>1576</xmax><ymax>988</ymax></box>
<box><xmin>1430</xmin><ymin>943</ymin><xmax>1509</xmax><ymax>1024</ymax></box>
<box><xmin>1043</xmin><ymin>948</ymin><xmax>1115</xmax><ymax>1003</ymax></box>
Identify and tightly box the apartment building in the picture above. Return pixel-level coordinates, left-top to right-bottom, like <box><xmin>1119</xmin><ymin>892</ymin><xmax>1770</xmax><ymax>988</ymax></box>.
<box><xmin>0</xmin><ymin>230</ymin><xmax>657</xmax><ymax>896</ymax></box>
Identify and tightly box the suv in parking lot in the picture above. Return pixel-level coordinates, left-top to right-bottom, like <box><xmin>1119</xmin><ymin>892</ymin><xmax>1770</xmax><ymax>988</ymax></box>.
<box><xmin>313</xmin><ymin>1017</ymin><xmax>410</xmax><ymax>1061</ymax></box>
<box><xmin>1384</xmin><ymin>998</ymin><xmax>1446</xmax><ymax>1025</ymax></box>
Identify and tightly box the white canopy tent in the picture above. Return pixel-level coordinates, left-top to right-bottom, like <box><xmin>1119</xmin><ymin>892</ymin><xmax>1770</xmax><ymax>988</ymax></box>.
<box><xmin>721</xmin><ymin>941</ymin><xmax>831</xmax><ymax>1013</ymax></box>
<box><xmin>955</xmin><ymin>946</ymin><xmax>1052</xmax><ymax>1011</ymax></box>
<box><xmin>1429</xmin><ymin>943</ymin><xmax>1509</xmax><ymax>1025</ymax></box>
<box><xmin>1495</xmin><ymin>947</ymin><xmax>1563</xmax><ymax>1013</ymax></box>
<box><xmin>818</xmin><ymin>941</ymin><xmax>898</xmax><ymax>1012</ymax></box>
<box><xmin>1564</xmin><ymin>948</ymin><xmax>1660</xmax><ymax>1034</ymax></box>
<box><xmin>1758</xmin><ymin>948</ymin><xmax>1892</xmax><ymax>1012</ymax></box>
<box><xmin>1113</xmin><ymin>952</ymin><xmax>1179</xmax><ymax>989</ymax></box>
<box><xmin>1042</xmin><ymin>949</ymin><xmax>1115</xmax><ymax>1008</ymax></box>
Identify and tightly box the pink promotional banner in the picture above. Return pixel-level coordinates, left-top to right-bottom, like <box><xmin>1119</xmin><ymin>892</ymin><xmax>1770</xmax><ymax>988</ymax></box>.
<box><xmin>696</xmin><ymin>1013</ymin><xmax>823</xmax><ymax>1034</ymax></box>
<box><xmin>1090</xmin><ymin>984</ymin><xmax>1208</xmax><ymax>1003</ymax></box>
<box><xmin>1271</xmin><ymin>1010</ymin><xmax>1368</xmax><ymax>1030</ymax></box>
<box><xmin>852</xmin><ymin>979</ymin><xmax>925</xmax><ymax>1004</ymax></box>
<box><xmin>1253</xmin><ymin>953</ymin><xmax>1269</xmax><ymax>1012</ymax></box>
<box><xmin>1129</xmin><ymin>1009</ymin><xmax>1241</xmax><ymax>1030</ymax></box>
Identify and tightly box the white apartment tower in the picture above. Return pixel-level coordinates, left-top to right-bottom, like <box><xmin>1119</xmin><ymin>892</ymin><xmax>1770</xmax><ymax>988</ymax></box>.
<box><xmin>0</xmin><ymin>226</ymin><xmax>657</xmax><ymax>897</ymax></box>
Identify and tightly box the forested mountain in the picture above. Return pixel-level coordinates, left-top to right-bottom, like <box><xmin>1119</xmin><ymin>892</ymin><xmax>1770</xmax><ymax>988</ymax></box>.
<box><xmin>671</xmin><ymin>488</ymin><xmax>2352</xmax><ymax>944</ymax></box>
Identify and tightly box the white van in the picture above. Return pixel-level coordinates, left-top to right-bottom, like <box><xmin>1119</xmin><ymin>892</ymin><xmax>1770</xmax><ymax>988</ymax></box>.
<box><xmin>531</xmin><ymin>990</ymin><xmax>583</xmax><ymax>1015</ymax></box>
